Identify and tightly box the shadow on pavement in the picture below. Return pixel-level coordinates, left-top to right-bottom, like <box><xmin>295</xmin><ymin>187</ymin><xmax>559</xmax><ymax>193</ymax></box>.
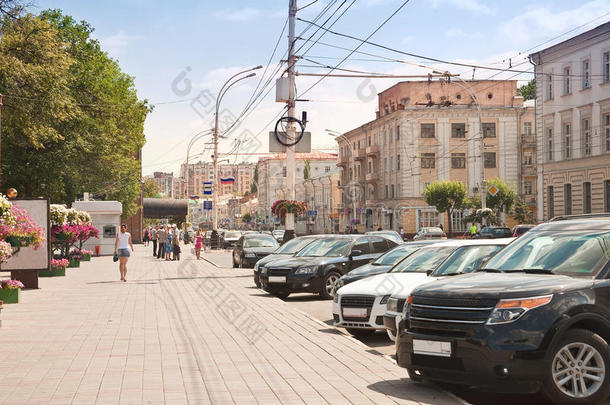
<box><xmin>439</xmin><ymin>385</ymin><xmax>552</xmax><ymax>405</ymax></box>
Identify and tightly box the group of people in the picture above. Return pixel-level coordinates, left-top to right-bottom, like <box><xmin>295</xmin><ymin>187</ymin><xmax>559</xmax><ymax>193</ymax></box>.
<box><xmin>144</xmin><ymin>225</ymin><xmax>181</xmax><ymax>261</ymax></box>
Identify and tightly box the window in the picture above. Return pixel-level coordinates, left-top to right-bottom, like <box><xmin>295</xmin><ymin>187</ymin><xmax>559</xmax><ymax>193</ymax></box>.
<box><xmin>282</xmin><ymin>166</ymin><xmax>286</xmax><ymax>177</ymax></box>
<box><xmin>420</xmin><ymin>211</ymin><xmax>439</xmax><ymax>227</ymax></box>
<box><xmin>482</xmin><ymin>123</ymin><xmax>496</xmax><ymax>138</ymax></box>
<box><xmin>605</xmin><ymin>180</ymin><xmax>610</xmax><ymax>212</ymax></box>
<box><xmin>582</xmin><ymin>119</ymin><xmax>591</xmax><ymax>156</ymax></box>
<box><xmin>602</xmin><ymin>52</ymin><xmax>610</xmax><ymax>83</ymax></box>
<box><xmin>420</xmin><ymin>123</ymin><xmax>435</xmax><ymax>138</ymax></box>
<box><xmin>564</xmin><ymin>66</ymin><xmax>571</xmax><ymax>95</ymax></box>
<box><xmin>547</xmin><ymin>186</ymin><xmax>554</xmax><ymax>219</ymax></box>
<box><xmin>524</xmin><ymin>122</ymin><xmax>532</xmax><ymax>136</ymax></box>
<box><xmin>384</xmin><ymin>158</ymin><xmax>388</xmax><ymax>172</ymax></box>
<box><xmin>349</xmin><ymin>168</ymin><xmax>353</xmax><ymax>180</ymax></box>
<box><xmin>396</xmin><ymin>125</ymin><xmax>400</xmax><ymax>141</ymax></box>
<box><xmin>451</xmin><ymin>211</ymin><xmax>466</xmax><ymax>232</ymax></box>
<box><xmin>547</xmin><ymin>128</ymin><xmax>553</xmax><ymax>161</ymax></box>
<box><xmin>547</xmin><ymin>74</ymin><xmax>553</xmax><ymax>100</ymax></box>
<box><xmin>103</xmin><ymin>225</ymin><xmax>117</xmax><ymax>238</ymax></box>
<box><xmin>385</xmin><ymin>185</ymin><xmax>388</xmax><ymax>199</ymax></box>
<box><xmin>451</xmin><ymin>153</ymin><xmax>466</xmax><ymax>169</ymax></box>
<box><xmin>604</xmin><ymin>113</ymin><xmax>610</xmax><ymax>152</ymax></box>
<box><xmin>397</xmin><ymin>154</ymin><xmax>401</xmax><ymax>170</ymax></box>
<box><xmin>390</xmin><ymin>157</ymin><xmax>394</xmax><ymax>171</ymax></box>
<box><xmin>524</xmin><ymin>152</ymin><xmax>533</xmax><ymax>166</ymax></box>
<box><xmin>582</xmin><ymin>60</ymin><xmax>590</xmax><ymax>89</ymax></box>
<box><xmin>524</xmin><ymin>181</ymin><xmax>533</xmax><ymax>195</ymax></box>
<box><xmin>368</xmin><ymin>161</ymin><xmax>372</xmax><ymax>174</ymax></box>
<box><xmin>325</xmin><ymin>166</ymin><xmax>331</xmax><ymax>173</ymax></box>
<box><xmin>368</xmin><ymin>136</ymin><xmax>371</xmax><ymax>147</ymax></box>
<box><xmin>564</xmin><ymin>184</ymin><xmax>572</xmax><ymax>215</ymax></box>
<box><xmin>352</xmin><ymin>239</ymin><xmax>371</xmax><ymax>255</ymax></box>
<box><xmin>371</xmin><ymin>237</ymin><xmax>389</xmax><ymax>253</ymax></box>
<box><xmin>451</xmin><ymin>123</ymin><xmax>466</xmax><ymax>138</ymax></box>
<box><xmin>421</xmin><ymin>153</ymin><xmax>436</xmax><ymax>169</ymax></box>
<box><xmin>484</xmin><ymin>152</ymin><xmax>496</xmax><ymax>168</ymax></box>
<box><xmin>583</xmin><ymin>182</ymin><xmax>592</xmax><ymax>214</ymax></box>
<box><xmin>564</xmin><ymin>123</ymin><xmax>572</xmax><ymax>159</ymax></box>
<box><xmin>391</xmin><ymin>184</ymin><xmax>395</xmax><ymax>198</ymax></box>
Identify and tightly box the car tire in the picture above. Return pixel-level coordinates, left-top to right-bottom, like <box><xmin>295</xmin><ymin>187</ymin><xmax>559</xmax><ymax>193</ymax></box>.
<box><xmin>239</xmin><ymin>255</ymin><xmax>245</xmax><ymax>268</ymax></box>
<box><xmin>254</xmin><ymin>276</ymin><xmax>261</xmax><ymax>288</ymax></box>
<box><xmin>345</xmin><ymin>328</ymin><xmax>376</xmax><ymax>338</ymax></box>
<box><xmin>320</xmin><ymin>271</ymin><xmax>341</xmax><ymax>300</ymax></box>
<box><xmin>542</xmin><ymin>328</ymin><xmax>610</xmax><ymax>405</ymax></box>
<box><xmin>407</xmin><ymin>368</ymin><xmax>424</xmax><ymax>383</ymax></box>
<box><xmin>232</xmin><ymin>256</ymin><xmax>238</xmax><ymax>268</ymax></box>
<box><xmin>271</xmin><ymin>291</ymin><xmax>290</xmax><ymax>299</ymax></box>
<box><xmin>386</xmin><ymin>329</ymin><xmax>397</xmax><ymax>342</ymax></box>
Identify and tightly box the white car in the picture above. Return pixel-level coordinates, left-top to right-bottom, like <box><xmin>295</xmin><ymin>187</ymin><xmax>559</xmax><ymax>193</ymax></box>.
<box><xmin>333</xmin><ymin>239</ymin><xmax>513</xmax><ymax>339</ymax></box>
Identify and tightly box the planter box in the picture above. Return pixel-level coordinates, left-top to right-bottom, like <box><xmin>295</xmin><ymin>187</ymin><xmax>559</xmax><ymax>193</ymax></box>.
<box><xmin>81</xmin><ymin>254</ymin><xmax>91</xmax><ymax>262</ymax></box>
<box><xmin>0</xmin><ymin>288</ymin><xmax>19</xmax><ymax>304</ymax></box>
<box><xmin>39</xmin><ymin>267</ymin><xmax>66</xmax><ymax>277</ymax></box>
<box><xmin>68</xmin><ymin>259</ymin><xmax>81</xmax><ymax>268</ymax></box>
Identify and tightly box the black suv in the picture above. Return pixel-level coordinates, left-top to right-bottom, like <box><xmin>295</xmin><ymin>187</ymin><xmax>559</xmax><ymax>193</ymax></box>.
<box><xmin>397</xmin><ymin>216</ymin><xmax>610</xmax><ymax>404</ymax></box>
<box><xmin>260</xmin><ymin>235</ymin><xmax>397</xmax><ymax>299</ymax></box>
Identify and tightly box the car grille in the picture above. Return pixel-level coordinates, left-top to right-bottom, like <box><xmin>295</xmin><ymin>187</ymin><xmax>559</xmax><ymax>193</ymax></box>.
<box><xmin>407</xmin><ymin>295</ymin><xmax>497</xmax><ymax>337</ymax></box>
<box><xmin>396</xmin><ymin>298</ymin><xmax>406</xmax><ymax>313</ymax></box>
<box><xmin>268</xmin><ymin>268</ymin><xmax>291</xmax><ymax>277</ymax></box>
<box><xmin>340</xmin><ymin>295</ymin><xmax>375</xmax><ymax>322</ymax></box>
<box><xmin>258</xmin><ymin>253</ymin><xmax>270</xmax><ymax>258</ymax></box>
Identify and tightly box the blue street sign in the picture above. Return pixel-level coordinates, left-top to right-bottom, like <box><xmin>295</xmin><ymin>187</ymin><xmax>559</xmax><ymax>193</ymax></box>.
<box><xmin>203</xmin><ymin>182</ymin><xmax>212</xmax><ymax>195</ymax></box>
<box><xmin>308</xmin><ymin>210</ymin><xmax>318</xmax><ymax>216</ymax></box>
<box><xmin>203</xmin><ymin>201</ymin><xmax>212</xmax><ymax>210</ymax></box>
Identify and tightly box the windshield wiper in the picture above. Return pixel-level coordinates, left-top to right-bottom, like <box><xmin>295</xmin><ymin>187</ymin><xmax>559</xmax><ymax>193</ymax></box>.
<box><xmin>518</xmin><ymin>268</ymin><xmax>555</xmax><ymax>274</ymax></box>
<box><xmin>479</xmin><ymin>268</ymin><xmax>501</xmax><ymax>273</ymax></box>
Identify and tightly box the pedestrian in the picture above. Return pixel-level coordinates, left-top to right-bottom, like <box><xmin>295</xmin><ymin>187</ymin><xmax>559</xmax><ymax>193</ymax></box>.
<box><xmin>173</xmin><ymin>236</ymin><xmax>181</xmax><ymax>261</ymax></box>
<box><xmin>470</xmin><ymin>222</ymin><xmax>478</xmax><ymax>238</ymax></box>
<box><xmin>157</xmin><ymin>225</ymin><xmax>167</xmax><ymax>259</ymax></box>
<box><xmin>165</xmin><ymin>233</ymin><xmax>173</xmax><ymax>261</ymax></box>
<box><xmin>439</xmin><ymin>223</ymin><xmax>444</xmax><ymax>231</ymax></box>
<box><xmin>150</xmin><ymin>226</ymin><xmax>158</xmax><ymax>256</ymax></box>
<box><xmin>143</xmin><ymin>227</ymin><xmax>150</xmax><ymax>247</ymax></box>
<box><xmin>114</xmin><ymin>224</ymin><xmax>134</xmax><ymax>282</ymax></box>
<box><xmin>194</xmin><ymin>230</ymin><xmax>203</xmax><ymax>260</ymax></box>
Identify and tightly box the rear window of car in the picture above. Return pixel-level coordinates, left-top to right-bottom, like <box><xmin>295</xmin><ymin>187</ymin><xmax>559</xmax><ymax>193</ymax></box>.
<box><xmin>390</xmin><ymin>246</ymin><xmax>456</xmax><ymax>273</ymax></box>
<box><xmin>243</xmin><ymin>236</ymin><xmax>278</xmax><ymax>248</ymax></box>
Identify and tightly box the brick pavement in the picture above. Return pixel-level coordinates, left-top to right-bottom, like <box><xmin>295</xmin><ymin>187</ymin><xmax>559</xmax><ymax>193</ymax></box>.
<box><xmin>0</xmin><ymin>245</ymin><xmax>463</xmax><ymax>405</ymax></box>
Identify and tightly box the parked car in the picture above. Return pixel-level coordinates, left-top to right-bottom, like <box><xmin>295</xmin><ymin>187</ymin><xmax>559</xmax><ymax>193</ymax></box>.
<box><xmin>336</xmin><ymin>240</ymin><xmax>442</xmax><ymax>290</ymax></box>
<box><xmin>260</xmin><ymin>235</ymin><xmax>398</xmax><ymax>299</ymax></box>
<box><xmin>232</xmin><ymin>234</ymin><xmax>279</xmax><ymax>268</ymax></box>
<box><xmin>222</xmin><ymin>230</ymin><xmax>242</xmax><ymax>248</ymax></box>
<box><xmin>272</xmin><ymin>229</ymin><xmax>285</xmax><ymax>243</ymax></box>
<box><xmin>253</xmin><ymin>235</ymin><xmax>319</xmax><ymax>288</ymax></box>
<box><xmin>412</xmin><ymin>227</ymin><xmax>447</xmax><ymax>241</ymax></box>
<box><xmin>396</xmin><ymin>215</ymin><xmax>610</xmax><ymax>404</ymax></box>
<box><xmin>474</xmin><ymin>226</ymin><xmax>513</xmax><ymax>238</ymax></box>
<box><xmin>365</xmin><ymin>230</ymin><xmax>403</xmax><ymax>244</ymax></box>
<box><xmin>512</xmin><ymin>224</ymin><xmax>535</xmax><ymax>237</ymax></box>
<box><xmin>333</xmin><ymin>239</ymin><xmax>512</xmax><ymax>338</ymax></box>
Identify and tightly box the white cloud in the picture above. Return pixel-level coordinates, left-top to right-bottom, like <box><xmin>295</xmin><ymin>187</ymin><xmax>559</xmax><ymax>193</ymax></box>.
<box><xmin>98</xmin><ymin>32</ymin><xmax>141</xmax><ymax>56</ymax></box>
<box><xmin>431</xmin><ymin>0</ymin><xmax>495</xmax><ymax>15</ymax></box>
<box><xmin>445</xmin><ymin>28</ymin><xmax>481</xmax><ymax>39</ymax></box>
<box><xmin>499</xmin><ymin>0</ymin><xmax>610</xmax><ymax>44</ymax></box>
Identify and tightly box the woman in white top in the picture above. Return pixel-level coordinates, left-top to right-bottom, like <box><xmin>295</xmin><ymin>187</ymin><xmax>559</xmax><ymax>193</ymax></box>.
<box><xmin>114</xmin><ymin>224</ymin><xmax>134</xmax><ymax>282</ymax></box>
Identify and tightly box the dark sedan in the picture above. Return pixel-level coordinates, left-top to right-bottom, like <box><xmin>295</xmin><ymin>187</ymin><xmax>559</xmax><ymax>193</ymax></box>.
<box><xmin>474</xmin><ymin>226</ymin><xmax>513</xmax><ymax>239</ymax></box>
<box><xmin>253</xmin><ymin>235</ymin><xmax>319</xmax><ymax>288</ymax></box>
<box><xmin>232</xmin><ymin>234</ymin><xmax>279</xmax><ymax>268</ymax></box>
<box><xmin>335</xmin><ymin>240</ymin><xmax>442</xmax><ymax>290</ymax></box>
<box><xmin>260</xmin><ymin>235</ymin><xmax>398</xmax><ymax>299</ymax></box>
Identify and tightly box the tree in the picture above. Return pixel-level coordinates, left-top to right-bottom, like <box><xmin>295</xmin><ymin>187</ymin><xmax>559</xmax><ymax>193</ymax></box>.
<box><xmin>517</xmin><ymin>79</ymin><xmax>535</xmax><ymax>101</ymax></box>
<box><xmin>142</xmin><ymin>178</ymin><xmax>160</xmax><ymax>198</ymax></box>
<box><xmin>423</xmin><ymin>181</ymin><xmax>468</xmax><ymax>233</ymax></box>
<box><xmin>242</xmin><ymin>213</ymin><xmax>252</xmax><ymax>223</ymax></box>
<box><xmin>250</xmin><ymin>166</ymin><xmax>258</xmax><ymax>194</ymax></box>
<box><xmin>485</xmin><ymin>178</ymin><xmax>516</xmax><ymax>212</ymax></box>
<box><xmin>303</xmin><ymin>159</ymin><xmax>310</xmax><ymax>180</ymax></box>
<box><xmin>513</xmin><ymin>196</ymin><xmax>532</xmax><ymax>224</ymax></box>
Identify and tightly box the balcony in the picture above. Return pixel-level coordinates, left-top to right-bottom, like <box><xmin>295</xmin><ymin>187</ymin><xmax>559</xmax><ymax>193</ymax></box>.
<box><xmin>521</xmin><ymin>134</ymin><xmax>536</xmax><ymax>147</ymax></box>
<box><xmin>337</xmin><ymin>157</ymin><xmax>348</xmax><ymax>168</ymax></box>
<box><xmin>354</xmin><ymin>148</ymin><xmax>367</xmax><ymax>161</ymax></box>
<box><xmin>365</xmin><ymin>172</ymin><xmax>379</xmax><ymax>183</ymax></box>
<box><xmin>522</xmin><ymin>165</ymin><xmax>536</xmax><ymax>176</ymax></box>
<box><xmin>366</xmin><ymin>145</ymin><xmax>379</xmax><ymax>156</ymax></box>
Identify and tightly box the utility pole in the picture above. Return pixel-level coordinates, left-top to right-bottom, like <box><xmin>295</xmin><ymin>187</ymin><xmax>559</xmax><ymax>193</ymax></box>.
<box><xmin>284</xmin><ymin>0</ymin><xmax>298</xmax><ymax>241</ymax></box>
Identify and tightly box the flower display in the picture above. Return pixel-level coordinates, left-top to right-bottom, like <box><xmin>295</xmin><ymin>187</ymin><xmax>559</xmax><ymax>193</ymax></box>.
<box><xmin>51</xmin><ymin>258</ymin><xmax>69</xmax><ymax>270</ymax></box>
<box><xmin>271</xmin><ymin>200</ymin><xmax>307</xmax><ymax>219</ymax></box>
<box><xmin>69</xmin><ymin>249</ymin><xmax>83</xmax><ymax>261</ymax></box>
<box><xmin>50</xmin><ymin>204</ymin><xmax>68</xmax><ymax>227</ymax></box>
<box><xmin>0</xmin><ymin>194</ymin><xmax>16</xmax><ymax>227</ymax></box>
<box><xmin>0</xmin><ymin>206</ymin><xmax>45</xmax><ymax>250</ymax></box>
<box><xmin>0</xmin><ymin>240</ymin><xmax>12</xmax><ymax>263</ymax></box>
<box><xmin>80</xmin><ymin>249</ymin><xmax>93</xmax><ymax>256</ymax></box>
<box><xmin>0</xmin><ymin>279</ymin><xmax>24</xmax><ymax>289</ymax></box>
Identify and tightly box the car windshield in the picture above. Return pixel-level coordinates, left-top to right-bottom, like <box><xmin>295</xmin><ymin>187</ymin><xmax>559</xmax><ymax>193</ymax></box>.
<box><xmin>275</xmin><ymin>237</ymin><xmax>313</xmax><ymax>254</ymax></box>
<box><xmin>432</xmin><ymin>245</ymin><xmax>504</xmax><ymax>276</ymax></box>
<box><xmin>244</xmin><ymin>236</ymin><xmax>278</xmax><ymax>248</ymax></box>
<box><xmin>296</xmin><ymin>238</ymin><xmax>352</xmax><ymax>257</ymax></box>
<box><xmin>483</xmin><ymin>231</ymin><xmax>610</xmax><ymax>277</ymax></box>
<box><xmin>374</xmin><ymin>245</ymin><xmax>420</xmax><ymax>265</ymax></box>
<box><xmin>225</xmin><ymin>232</ymin><xmax>241</xmax><ymax>238</ymax></box>
<box><xmin>390</xmin><ymin>246</ymin><xmax>456</xmax><ymax>273</ymax></box>
<box><xmin>515</xmin><ymin>227</ymin><xmax>532</xmax><ymax>235</ymax></box>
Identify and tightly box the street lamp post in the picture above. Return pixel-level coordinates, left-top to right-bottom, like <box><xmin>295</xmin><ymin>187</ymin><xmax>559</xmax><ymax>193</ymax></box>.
<box><xmin>183</xmin><ymin>130</ymin><xmax>212</xmax><ymax>235</ymax></box>
<box><xmin>326</xmin><ymin>129</ymin><xmax>356</xmax><ymax>232</ymax></box>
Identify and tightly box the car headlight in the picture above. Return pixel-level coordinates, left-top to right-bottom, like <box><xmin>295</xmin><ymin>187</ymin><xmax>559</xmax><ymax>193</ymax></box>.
<box><xmin>386</xmin><ymin>297</ymin><xmax>398</xmax><ymax>312</ymax></box>
<box><xmin>295</xmin><ymin>266</ymin><xmax>318</xmax><ymax>275</ymax></box>
<box><xmin>260</xmin><ymin>267</ymin><xmax>267</xmax><ymax>275</ymax></box>
<box><xmin>379</xmin><ymin>294</ymin><xmax>391</xmax><ymax>305</ymax></box>
<box><xmin>487</xmin><ymin>295</ymin><xmax>552</xmax><ymax>325</ymax></box>
<box><xmin>254</xmin><ymin>262</ymin><xmax>259</xmax><ymax>271</ymax></box>
<box><xmin>245</xmin><ymin>252</ymin><xmax>256</xmax><ymax>258</ymax></box>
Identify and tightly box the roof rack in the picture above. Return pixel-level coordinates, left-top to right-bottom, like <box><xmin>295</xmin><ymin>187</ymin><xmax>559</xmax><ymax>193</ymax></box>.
<box><xmin>549</xmin><ymin>213</ymin><xmax>610</xmax><ymax>222</ymax></box>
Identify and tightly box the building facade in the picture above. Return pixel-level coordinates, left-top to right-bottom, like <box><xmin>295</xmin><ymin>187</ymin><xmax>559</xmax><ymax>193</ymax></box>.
<box><xmin>151</xmin><ymin>172</ymin><xmax>177</xmax><ymax>198</ymax></box>
<box><xmin>530</xmin><ymin>22</ymin><xmax>610</xmax><ymax>220</ymax></box>
<box><xmin>337</xmin><ymin>80</ymin><xmax>536</xmax><ymax>235</ymax></box>
<box><xmin>290</xmin><ymin>170</ymin><xmax>341</xmax><ymax>234</ymax></box>
<box><xmin>179</xmin><ymin>161</ymin><xmax>255</xmax><ymax>198</ymax></box>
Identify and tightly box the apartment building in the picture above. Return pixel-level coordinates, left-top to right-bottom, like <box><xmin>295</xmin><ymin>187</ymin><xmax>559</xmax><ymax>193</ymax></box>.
<box><xmin>530</xmin><ymin>22</ymin><xmax>610</xmax><ymax>220</ymax></box>
<box><xmin>256</xmin><ymin>150</ymin><xmax>338</xmax><ymax>227</ymax></box>
<box><xmin>291</xmin><ymin>170</ymin><xmax>341</xmax><ymax>234</ymax></box>
<box><xmin>179</xmin><ymin>161</ymin><xmax>255</xmax><ymax>198</ymax></box>
<box><xmin>337</xmin><ymin>79</ymin><xmax>536</xmax><ymax>234</ymax></box>
<box><xmin>151</xmin><ymin>172</ymin><xmax>176</xmax><ymax>198</ymax></box>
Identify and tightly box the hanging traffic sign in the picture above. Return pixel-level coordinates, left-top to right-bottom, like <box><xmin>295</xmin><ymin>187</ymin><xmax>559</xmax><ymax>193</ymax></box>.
<box><xmin>203</xmin><ymin>201</ymin><xmax>212</xmax><ymax>210</ymax></box>
<box><xmin>488</xmin><ymin>184</ymin><xmax>499</xmax><ymax>196</ymax></box>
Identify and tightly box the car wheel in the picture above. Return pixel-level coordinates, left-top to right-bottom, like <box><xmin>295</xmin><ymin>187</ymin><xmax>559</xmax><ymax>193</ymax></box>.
<box><xmin>239</xmin><ymin>255</ymin><xmax>245</xmax><ymax>268</ymax></box>
<box><xmin>345</xmin><ymin>328</ymin><xmax>376</xmax><ymax>338</ymax></box>
<box><xmin>232</xmin><ymin>255</ymin><xmax>238</xmax><ymax>268</ymax></box>
<box><xmin>543</xmin><ymin>329</ymin><xmax>610</xmax><ymax>405</ymax></box>
<box><xmin>271</xmin><ymin>291</ymin><xmax>290</xmax><ymax>299</ymax></box>
<box><xmin>320</xmin><ymin>271</ymin><xmax>341</xmax><ymax>300</ymax></box>
<box><xmin>407</xmin><ymin>368</ymin><xmax>424</xmax><ymax>383</ymax></box>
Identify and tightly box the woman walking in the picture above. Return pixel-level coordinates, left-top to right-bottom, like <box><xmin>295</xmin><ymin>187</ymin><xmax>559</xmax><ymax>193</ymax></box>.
<box><xmin>194</xmin><ymin>230</ymin><xmax>203</xmax><ymax>260</ymax></box>
<box><xmin>143</xmin><ymin>227</ymin><xmax>150</xmax><ymax>247</ymax></box>
<box><xmin>165</xmin><ymin>233</ymin><xmax>173</xmax><ymax>261</ymax></box>
<box><xmin>114</xmin><ymin>224</ymin><xmax>134</xmax><ymax>282</ymax></box>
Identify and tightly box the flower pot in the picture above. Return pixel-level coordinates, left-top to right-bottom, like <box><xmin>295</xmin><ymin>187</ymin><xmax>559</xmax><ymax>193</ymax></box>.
<box><xmin>0</xmin><ymin>288</ymin><xmax>19</xmax><ymax>304</ymax></box>
<box><xmin>39</xmin><ymin>267</ymin><xmax>66</xmax><ymax>277</ymax></box>
<box><xmin>81</xmin><ymin>254</ymin><xmax>91</xmax><ymax>262</ymax></box>
<box><xmin>68</xmin><ymin>259</ymin><xmax>80</xmax><ymax>268</ymax></box>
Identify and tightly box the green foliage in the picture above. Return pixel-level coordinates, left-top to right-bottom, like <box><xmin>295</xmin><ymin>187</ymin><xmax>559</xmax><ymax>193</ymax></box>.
<box><xmin>242</xmin><ymin>213</ymin><xmax>252</xmax><ymax>223</ymax></box>
<box><xmin>485</xmin><ymin>178</ymin><xmax>516</xmax><ymax>212</ymax></box>
<box><xmin>423</xmin><ymin>181</ymin><xmax>468</xmax><ymax>233</ymax></box>
<box><xmin>142</xmin><ymin>178</ymin><xmax>160</xmax><ymax>198</ymax></box>
<box><xmin>517</xmin><ymin>79</ymin><xmax>535</xmax><ymax>101</ymax></box>
<box><xmin>251</xmin><ymin>166</ymin><xmax>258</xmax><ymax>194</ymax></box>
<box><xmin>303</xmin><ymin>159</ymin><xmax>310</xmax><ymax>180</ymax></box>
<box><xmin>513</xmin><ymin>196</ymin><xmax>532</xmax><ymax>223</ymax></box>
<box><xmin>0</xmin><ymin>9</ymin><xmax>149</xmax><ymax>218</ymax></box>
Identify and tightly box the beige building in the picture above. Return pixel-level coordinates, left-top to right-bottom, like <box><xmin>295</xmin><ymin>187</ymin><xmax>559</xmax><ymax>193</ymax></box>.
<box><xmin>151</xmin><ymin>172</ymin><xmax>177</xmax><ymax>198</ymax></box>
<box><xmin>179</xmin><ymin>161</ymin><xmax>255</xmax><ymax>198</ymax></box>
<box><xmin>530</xmin><ymin>22</ymin><xmax>610</xmax><ymax>220</ymax></box>
<box><xmin>337</xmin><ymin>80</ymin><xmax>536</xmax><ymax>235</ymax></box>
<box><xmin>288</xmin><ymin>170</ymin><xmax>341</xmax><ymax>234</ymax></box>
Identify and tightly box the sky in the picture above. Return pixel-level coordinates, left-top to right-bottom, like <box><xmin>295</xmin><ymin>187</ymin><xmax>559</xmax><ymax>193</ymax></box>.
<box><xmin>32</xmin><ymin>0</ymin><xmax>610</xmax><ymax>176</ymax></box>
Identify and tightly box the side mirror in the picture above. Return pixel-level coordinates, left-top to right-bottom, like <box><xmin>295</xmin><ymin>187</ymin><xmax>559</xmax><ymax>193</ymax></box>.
<box><xmin>426</xmin><ymin>270</ymin><xmax>432</xmax><ymax>276</ymax></box>
<box><xmin>350</xmin><ymin>249</ymin><xmax>363</xmax><ymax>258</ymax></box>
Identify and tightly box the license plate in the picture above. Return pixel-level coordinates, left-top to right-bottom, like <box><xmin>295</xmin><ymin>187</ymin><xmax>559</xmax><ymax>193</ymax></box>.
<box><xmin>413</xmin><ymin>339</ymin><xmax>452</xmax><ymax>357</ymax></box>
<box><xmin>268</xmin><ymin>276</ymin><xmax>286</xmax><ymax>283</ymax></box>
<box><xmin>343</xmin><ymin>307</ymin><xmax>368</xmax><ymax>317</ymax></box>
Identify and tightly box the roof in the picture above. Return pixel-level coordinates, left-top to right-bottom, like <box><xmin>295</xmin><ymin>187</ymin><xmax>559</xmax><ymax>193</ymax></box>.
<box><xmin>258</xmin><ymin>149</ymin><xmax>338</xmax><ymax>163</ymax></box>
<box><xmin>529</xmin><ymin>22</ymin><xmax>610</xmax><ymax>63</ymax></box>
<box><xmin>536</xmin><ymin>217</ymin><xmax>610</xmax><ymax>232</ymax></box>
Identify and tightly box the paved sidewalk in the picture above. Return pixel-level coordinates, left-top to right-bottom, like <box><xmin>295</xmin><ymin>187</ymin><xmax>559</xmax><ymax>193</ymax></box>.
<box><xmin>0</xmin><ymin>245</ymin><xmax>462</xmax><ymax>405</ymax></box>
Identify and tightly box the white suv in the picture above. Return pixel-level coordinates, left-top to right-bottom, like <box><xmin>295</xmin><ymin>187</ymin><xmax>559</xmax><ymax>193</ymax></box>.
<box><xmin>332</xmin><ymin>239</ymin><xmax>513</xmax><ymax>339</ymax></box>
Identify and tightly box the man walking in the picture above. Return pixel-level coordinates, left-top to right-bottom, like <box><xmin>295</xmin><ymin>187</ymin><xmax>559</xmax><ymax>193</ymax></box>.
<box><xmin>157</xmin><ymin>225</ymin><xmax>167</xmax><ymax>259</ymax></box>
<box><xmin>150</xmin><ymin>226</ymin><xmax>158</xmax><ymax>256</ymax></box>
<box><xmin>470</xmin><ymin>222</ymin><xmax>478</xmax><ymax>238</ymax></box>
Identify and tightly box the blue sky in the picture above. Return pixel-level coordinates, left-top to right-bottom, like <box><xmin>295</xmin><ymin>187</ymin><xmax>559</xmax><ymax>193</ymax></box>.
<box><xmin>33</xmin><ymin>0</ymin><xmax>610</xmax><ymax>175</ymax></box>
